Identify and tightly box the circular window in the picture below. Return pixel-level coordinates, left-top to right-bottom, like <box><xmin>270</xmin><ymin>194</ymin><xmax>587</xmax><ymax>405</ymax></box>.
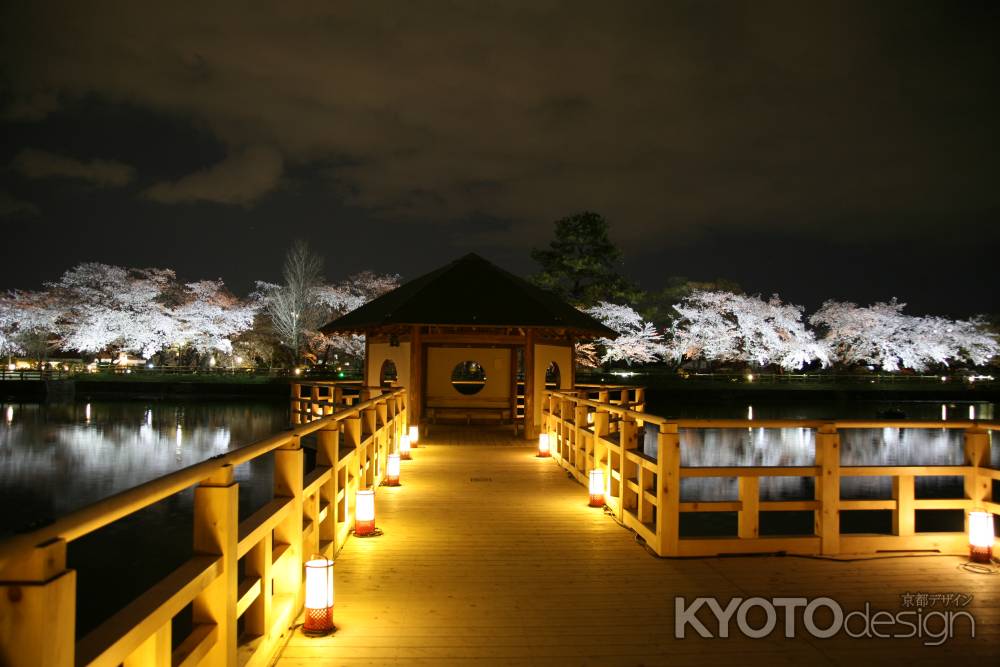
<box><xmin>379</xmin><ymin>359</ymin><xmax>398</xmax><ymax>387</ymax></box>
<box><xmin>545</xmin><ymin>361</ymin><xmax>561</xmax><ymax>389</ymax></box>
<box><xmin>451</xmin><ymin>361</ymin><xmax>486</xmax><ymax>395</ymax></box>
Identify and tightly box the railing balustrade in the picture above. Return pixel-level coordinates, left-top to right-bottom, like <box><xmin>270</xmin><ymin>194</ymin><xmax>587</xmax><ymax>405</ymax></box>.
<box><xmin>0</xmin><ymin>385</ymin><xmax>407</xmax><ymax>667</ymax></box>
<box><xmin>543</xmin><ymin>388</ymin><xmax>998</xmax><ymax>558</ymax></box>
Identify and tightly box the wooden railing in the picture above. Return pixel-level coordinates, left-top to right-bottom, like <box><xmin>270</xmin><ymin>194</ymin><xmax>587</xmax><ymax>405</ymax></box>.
<box><xmin>543</xmin><ymin>389</ymin><xmax>998</xmax><ymax>558</ymax></box>
<box><xmin>289</xmin><ymin>381</ymin><xmax>365</xmax><ymax>422</ymax></box>
<box><xmin>0</xmin><ymin>386</ymin><xmax>407</xmax><ymax>667</ymax></box>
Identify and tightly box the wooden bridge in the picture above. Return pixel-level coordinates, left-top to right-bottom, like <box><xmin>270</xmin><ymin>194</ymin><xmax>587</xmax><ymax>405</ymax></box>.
<box><xmin>0</xmin><ymin>381</ymin><xmax>998</xmax><ymax>666</ymax></box>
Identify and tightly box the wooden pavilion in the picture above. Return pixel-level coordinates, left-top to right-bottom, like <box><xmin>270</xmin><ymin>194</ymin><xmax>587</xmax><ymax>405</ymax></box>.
<box><xmin>320</xmin><ymin>253</ymin><xmax>614</xmax><ymax>439</ymax></box>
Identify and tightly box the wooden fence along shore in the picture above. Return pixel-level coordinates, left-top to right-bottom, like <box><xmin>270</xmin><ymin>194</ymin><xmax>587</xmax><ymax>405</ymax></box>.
<box><xmin>0</xmin><ymin>380</ymin><xmax>997</xmax><ymax>666</ymax></box>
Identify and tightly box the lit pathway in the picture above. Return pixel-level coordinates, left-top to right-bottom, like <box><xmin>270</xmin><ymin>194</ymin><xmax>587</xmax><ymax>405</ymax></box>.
<box><xmin>276</xmin><ymin>426</ymin><xmax>999</xmax><ymax>666</ymax></box>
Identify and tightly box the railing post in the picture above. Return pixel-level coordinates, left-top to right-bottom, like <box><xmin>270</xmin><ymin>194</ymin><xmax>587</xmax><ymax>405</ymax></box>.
<box><xmin>656</xmin><ymin>422</ymin><xmax>680</xmax><ymax>556</ymax></box>
<box><xmin>618</xmin><ymin>417</ymin><xmax>638</xmax><ymax>521</ymax></box>
<box><xmin>815</xmin><ymin>424</ymin><xmax>840</xmax><ymax>555</ymax></box>
<box><xmin>738</xmin><ymin>477</ymin><xmax>760</xmax><ymax>539</ymax></box>
<box><xmin>362</xmin><ymin>407</ymin><xmax>377</xmax><ymax>486</ymax></box>
<box><xmin>310</xmin><ymin>385</ymin><xmax>321</xmax><ymax>420</ymax></box>
<box><xmin>892</xmin><ymin>475</ymin><xmax>915</xmax><ymax>536</ymax></box>
<box><xmin>964</xmin><ymin>427</ymin><xmax>991</xmax><ymax>533</ymax></box>
<box><xmin>0</xmin><ymin>538</ymin><xmax>75</xmax><ymax>667</ymax></box>
<box><xmin>290</xmin><ymin>382</ymin><xmax>301</xmax><ymax>424</ymax></box>
<box><xmin>273</xmin><ymin>437</ymin><xmax>304</xmax><ymax>615</ymax></box>
<box><xmin>192</xmin><ymin>465</ymin><xmax>238</xmax><ymax>667</ymax></box>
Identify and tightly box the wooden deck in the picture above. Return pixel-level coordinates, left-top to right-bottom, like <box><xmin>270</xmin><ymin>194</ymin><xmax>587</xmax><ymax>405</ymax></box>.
<box><xmin>276</xmin><ymin>427</ymin><xmax>999</xmax><ymax>666</ymax></box>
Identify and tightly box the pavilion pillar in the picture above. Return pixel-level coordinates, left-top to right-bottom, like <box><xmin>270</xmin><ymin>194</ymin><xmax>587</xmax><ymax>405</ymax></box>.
<box><xmin>409</xmin><ymin>325</ymin><xmax>422</xmax><ymax>427</ymax></box>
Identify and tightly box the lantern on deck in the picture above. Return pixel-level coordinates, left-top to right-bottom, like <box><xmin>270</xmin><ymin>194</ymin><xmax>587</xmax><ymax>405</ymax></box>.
<box><xmin>399</xmin><ymin>434</ymin><xmax>412</xmax><ymax>460</ymax></box>
<box><xmin>386</xmin><ymin>453</ymin><xmax>401</xmax><ymax>486</ymax></box>
<box><xmin>409</xmin><ymin>425</ymin><xmax>419</xmax><ymax>447</ymax></box>
<box><xmin>303</xmin><ymin>557</ymin><xmax>335</xmax><ymax>635</ymax></box>
<box><xmin>969</xmin><ymin>511</ymin><xmax>995</xmax><ymax>563</ymax></box>
<box><xmin>355</xmin><ymin>489</ymin><xmax>376</xmax><ymax>536</ymax></box>
<box><xmin>537</xmin><ymin>433</ymin><xmax>550</xmax><ymax>457</ymax></box>
<box><xmin>589</xmin><ymin>468</ymin><xmax>605</xmax><ymax>507</ymax></box>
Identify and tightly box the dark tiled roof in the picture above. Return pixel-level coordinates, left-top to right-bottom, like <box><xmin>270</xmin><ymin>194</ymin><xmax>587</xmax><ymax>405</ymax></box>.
<box><xmin>320</xmin><ymin>253</ymin><xmax>616</xmax><ymax>337</ymax></box>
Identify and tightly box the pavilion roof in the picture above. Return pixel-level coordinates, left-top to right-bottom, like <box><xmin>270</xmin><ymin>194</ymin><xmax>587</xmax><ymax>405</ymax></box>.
<box><xmin>320</xmin><ymin>253</ymin><xmax>616</xmax><ymax>338</ymax></box>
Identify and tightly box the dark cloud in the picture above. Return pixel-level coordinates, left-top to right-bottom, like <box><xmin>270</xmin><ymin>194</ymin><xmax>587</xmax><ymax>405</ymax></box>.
<box><xmin>143</xmin><ymin>146</ymin><xmax>282</xmax><ymax>205</ymax></box>
<box><xmin>12</xmin><ymin>148</ymin><xmax>135</xmax><ymax>187</ymax></box>
<box><xmin>0</xmin><ymin>1</ymin><xmax>996</xmax><ymax>312</ymax></box>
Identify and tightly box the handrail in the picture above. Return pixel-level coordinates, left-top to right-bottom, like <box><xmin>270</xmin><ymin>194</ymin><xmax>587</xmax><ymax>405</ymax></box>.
<box><xmin>542</xmin><ymin>387</ymin><xmax>998</xmax><ymax>559</ymax></box>
<box><xmin>0</xmin><ymin>384</ymin><xmax>408</xmax><ymax>667</ymax></box>
<box><xmin>0</xmin><ymin>388</ymin><xmax>404</xmax><ymax>569</ymax></box>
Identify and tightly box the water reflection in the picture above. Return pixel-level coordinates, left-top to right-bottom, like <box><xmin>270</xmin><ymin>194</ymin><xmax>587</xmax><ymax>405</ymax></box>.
<box><xmin>0</xmin><ymin>401</ymin><xmax>288</xmax><ymax>536</ymax></box>
<box><xmin>638</xmin><ymin>399</ymin><xmax>992</xmax><ymax>503</ymax></box>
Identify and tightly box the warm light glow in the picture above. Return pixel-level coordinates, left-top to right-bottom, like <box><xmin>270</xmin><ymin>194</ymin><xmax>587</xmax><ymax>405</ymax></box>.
<box><xmin>589</xmin><ymin>468</ymin><xmax>605</xmax><ymax>507</ymax></box>
<box><xmin>209</xmin><ymin>357</ymin><xmax>216</xmax><ymax>366</ymax></box>
<box><xmin>85</xmin><ymin>403</ymin><xmax>91</xmax><ymax>422</ymax></box>
<box><xmin>408</xmin><ymin>425</ymin><xmax>419</xmax><ymax>444</ymax></box>
<box><xmin>355</xmin><ymin>489</ymin><xmax>376</xmax><ymax>535</ymax></box>
<box><xmin>969</xmin><ymin>511</ymin><xmax>995</xmax><ymax>564</ymax></box>
<box><xmin>587</xmin><ymin>412</ymin><xmax>594</xmax><ymax>425</ymax></box>
<box><xmin>399</xmin><ymin>434</ymin><xmax>412</xmax><ymax>460</ymax></box>
<box><xmin>746</xmin><ymin>373</ymin><xmax>754</xmax><ymax>382</ymax></box>
<box><xmin>969</xmin><ymin>405</ymin><xmax>975</xmax><ymax>420</ymax></box>
<box><xmin>6</xmin><ymin>364</ymin><xmax>13</xmax><ymax>371</ymax></box>
<box><xmin>294</xmin><ymin>368</ymin><xmax>302</xmax><ymax>376</ymax></box>
<box><xmin>303</xmin><ymin>557</ymin><xmax>335</xmax><ymax>634</ymax></box>
<box><xmin>747</xmin><ymin>405</ymin><xmax>754</xmax><ymax>420</ymax></box>
<box><xmin>235</xmin><ymin>356</ymin><xmax>243</xmax><ymax>365</ymax></box>
<box><xmin>5</xmin><ymin>406</ymin><xmax>12</xmax><ymax>424</ymax></box>
<box><xmin>941</xmin><ymin>404</ymin><xmax>947</xmax><ymax>421</ymax></box>
<box><xmin>386</xmin><ymin>453</ymin><xmax>401</xmax><ymax>486</ymax></box>
<box><xmin>537</xmin><ymin>433</ymin><xmax>550</xmax><ymax>457</ymax></box>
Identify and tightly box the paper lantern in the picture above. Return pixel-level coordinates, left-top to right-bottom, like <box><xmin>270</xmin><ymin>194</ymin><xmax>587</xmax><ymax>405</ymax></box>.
<box><xmin>399</xmin><ymin>434</ymin><xmax>412</xmax><ymax>460</ymax></box>
<box><xmin>537</xmin><ymin>433</ymin><xmax>550</xmax><ymax>457</ymax></box>
<box><xmin>969</xmin><ymin>511</ymin><xmax>995</xmax><ymax>563</ymax></box>
<box><xmin>303</xmin><ymin>557</ymin><xmax>334</xmax><ymax>634</ymax></box>
<box><xmin>355</xmin><ymin>489</ymin><xmax>376</xmax><ymax>536</ymax></box>
<box><xmin>589</xmin><ymin>468</ymin><xmax>605</xmax><ymax>507</ymax></box>
<box><xmin>386</xmin><ymin>453</ymin><xmax>401</xmax><ymax>486</ymax></box>
<box><xmin>409</xmin><ymin>425</ymin><xmax>419</xmax><ymax>447</ymax></box>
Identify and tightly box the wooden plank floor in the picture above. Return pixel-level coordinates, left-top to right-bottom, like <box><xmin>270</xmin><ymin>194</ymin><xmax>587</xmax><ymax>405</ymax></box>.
<box><xmin>276</xmin><ymin>427</ymin><xmax>999</xmax><ymax>666</ymax></box>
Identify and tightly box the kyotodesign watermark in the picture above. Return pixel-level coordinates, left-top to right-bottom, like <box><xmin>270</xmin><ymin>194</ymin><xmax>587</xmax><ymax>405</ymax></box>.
<box><xmin>674</xmin><ymin>595</ymin><xmax>976</xmax><ymax>646</ymax></box>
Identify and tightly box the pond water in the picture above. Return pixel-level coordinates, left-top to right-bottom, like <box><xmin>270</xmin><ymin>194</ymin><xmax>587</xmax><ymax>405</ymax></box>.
<box><xmin>0</xmin><ymin>395</ymin><xmax>994</xmax><ymax>635</ymax></box>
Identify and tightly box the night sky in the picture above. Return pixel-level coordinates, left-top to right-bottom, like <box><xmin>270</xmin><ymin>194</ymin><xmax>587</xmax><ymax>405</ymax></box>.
<box><xmin>1</xmin><ymin>1</ymin><xmax>997</xmax><ymax>315</ymax></box>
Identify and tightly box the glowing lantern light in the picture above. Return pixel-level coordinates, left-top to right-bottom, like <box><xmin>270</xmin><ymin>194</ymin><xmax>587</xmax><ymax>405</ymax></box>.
<box><xmin>303</xmin><ymin>557</ymin><xmax>335</xmax><ymax>635</ymax></box>
<box><xmin>941</xmin><ymin>404</ymin><xmax>947</xmax><ymax>421</ymax></box>
<box><xmin>969</xmin><ymin>511</ymin><xmax>994</xmax><ymax>564</ymax></box>
<box><xmin>399</xmin><ymin>434</ymin><xmax>412</xmax><ymax>460</ymax></box>
<box><xmin>747</xmin><ymin>405</ymin><xmax>754</xmax><ymax>421</ymax></box>
<box><xmin>386</xmin><ymin>453</ymin><xmax>401</xmax><ymax>486</ymax></box>
<box><xmin>589</xmin><ymin>468</ymin><xmax>605</xmax><ymax>507</ymax></box>
<box><xmin>537</xmin><ymin>433</ymin><xmax>551</xmax><ymax>457</ymax></box>
<box><xmin>409</xmin><ymin>425</ymin><xmax>419</xmax><ymax>447</ymax></box>
<box><xmin>355</xmin><ymin>489</ymin><xmax>376</xmax><ymax>536</ymax></box>
<box><xmin>969</xmin><ymin>405</ymin><xmax>975</xmax><ymax>420</ymax></box>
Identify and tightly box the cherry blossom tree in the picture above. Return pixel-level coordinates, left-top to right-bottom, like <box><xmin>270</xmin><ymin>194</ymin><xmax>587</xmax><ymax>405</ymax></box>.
<box><xmin>810</xmin><ymin>299</ymin><xmax>998</xmax><ymax>371</ymax></box>
<box><xmin>171</xmin><ymin>280</ymin><xmax>256</xmax><ymax>356</ymax></box>
<box><xmin>579</xmin><ymin>302</ymin><xmax>668</xmax><ymax>366</ymax></box>
<box><xmin>667</xmin><ymin>290</ymin><xmax>829</xmax><ymax>371</ymax></box>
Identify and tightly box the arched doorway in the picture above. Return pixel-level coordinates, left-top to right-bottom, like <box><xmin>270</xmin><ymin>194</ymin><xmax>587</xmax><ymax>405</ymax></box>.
<box><xmin>379</xmin><ymin>359</ymin><xmax>398</xmax><ymax>387</ymax></box>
